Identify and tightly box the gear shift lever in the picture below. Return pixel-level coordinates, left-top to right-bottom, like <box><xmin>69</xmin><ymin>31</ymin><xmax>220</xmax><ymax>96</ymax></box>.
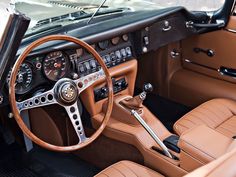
<box><xmin>120</xmin><ymin>83</ymin><xmax>173</xmax><ymax>159</ymax></box>
<box><xmin>120</xmin><ymin>83</ymin><xmax>153</xmax><ymax>110</ymax></box>
<box><xmin>140</xmin><ymin>83</ymin><xmax>153</xmax><ymax>101</ymax></box>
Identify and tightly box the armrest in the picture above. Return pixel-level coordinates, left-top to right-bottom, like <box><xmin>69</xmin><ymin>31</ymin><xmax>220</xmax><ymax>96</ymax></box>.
<box><xmin>179</xmin><ymin>125</ymin><xmax>234</xmax><ymax>164</ymax></box>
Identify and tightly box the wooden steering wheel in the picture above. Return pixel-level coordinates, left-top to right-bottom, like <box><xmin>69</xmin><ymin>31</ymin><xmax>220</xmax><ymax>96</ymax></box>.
<box><xmin>9</xmin><ymin>35</ymin><xmax>114</xmax><ymax>152</ymax></box>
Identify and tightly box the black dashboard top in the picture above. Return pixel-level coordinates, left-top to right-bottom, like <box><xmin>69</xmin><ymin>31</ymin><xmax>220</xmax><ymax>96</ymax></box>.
<box><xmin>19</xmin><ymin>6</ymin><xmax>202</xmax><ymax>56</ymax></box>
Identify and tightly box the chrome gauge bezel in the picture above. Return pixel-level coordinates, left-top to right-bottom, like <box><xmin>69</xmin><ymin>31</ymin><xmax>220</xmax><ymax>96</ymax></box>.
<box><xmin>7</xmin><ymin>62</ymin><xmax>33</xmax><ymax>95</ymax></box>
<box><xmin>42</xmin><ymin>51</ymin><xmax>70</xmax><ymax>81</ymax></box>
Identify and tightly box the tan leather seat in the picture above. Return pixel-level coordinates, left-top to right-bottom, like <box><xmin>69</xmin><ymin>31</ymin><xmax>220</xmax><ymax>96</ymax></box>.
<box><xmin>174</xmin><ymin>98</ymin><xmax>236</xmax><ymax>138</ymax></box>
<box><xmin>95</xmin><ymin>148</ymin><xmax>236</xmax><ymax>177</ymax></box>
<box><xmin>94</xmin><ymin>160</ymin><xmax>164</xmax><ymax>177</ymax></box>
<box><xmin>185</xmin><ymin>148</ymin><xmax>236</xmax><ymax>177</ymax></box>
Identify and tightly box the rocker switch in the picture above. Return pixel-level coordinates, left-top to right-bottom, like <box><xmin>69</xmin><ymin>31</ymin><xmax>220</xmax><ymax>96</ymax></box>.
<box><xmin>143</xmin><ymin>36</ymin><xmax>149</xmax><ymax>45</ymax></box>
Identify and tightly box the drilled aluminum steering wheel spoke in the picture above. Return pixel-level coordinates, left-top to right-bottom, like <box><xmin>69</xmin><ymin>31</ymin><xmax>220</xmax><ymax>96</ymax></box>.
<box><xmin>64</xmin><ymin>102</ymin><xmax>87</xmax><ymax>143</ymax></box>
<box><xmin>16</xmin><ymin>89</ymin><xmax>57</xmax><ymax>112</ymax></box>
<box><xmin>75</xmin><ymin>69</ymin><xmax>105</xmax><ymax>93</ymax></box>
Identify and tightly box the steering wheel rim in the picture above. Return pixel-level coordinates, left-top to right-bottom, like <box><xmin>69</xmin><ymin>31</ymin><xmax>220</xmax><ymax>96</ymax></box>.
<box><xmin>9</xmin><ymin>35</ymin><xmax>114</xmax><ymax>152</ymax></box>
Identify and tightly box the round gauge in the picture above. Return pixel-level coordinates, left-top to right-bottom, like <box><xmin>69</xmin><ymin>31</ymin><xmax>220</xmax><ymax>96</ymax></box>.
<box><xmin>98</xmin><ymin>40</ymin><xmax>109</xmax><ymax>50</ymax></box>
<box><xmin>43</xmin><ymin>51</ymin><xmax>69</xmax><ymax>81</ymax></box>
<box><xmin>7</xmin><ymin>63</ymin><xmax>33</xmax><ymax>94</ymax></box>
<box><xmin>122</xmin><ymin>34</ymin><xmax>129</xmax><ymax>42</ymax></box>
<box><xmin>111</xmin><ymin>37</ymin><xmax>120</xmax><ymax>45</ymax></box>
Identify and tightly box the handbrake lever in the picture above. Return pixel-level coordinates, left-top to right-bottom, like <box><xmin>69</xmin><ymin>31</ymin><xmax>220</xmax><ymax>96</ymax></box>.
<box><xmin>131</xmin><ymin>109</ymin><xmax>173</xmax><ymax>159</ymax></box>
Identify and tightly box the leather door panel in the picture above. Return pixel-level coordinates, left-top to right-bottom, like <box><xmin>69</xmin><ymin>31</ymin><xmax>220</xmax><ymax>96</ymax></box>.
<box><xmin>169</xmin><ymin>17</ymin><xmax>236</xmax><ymax>107</ymax></box>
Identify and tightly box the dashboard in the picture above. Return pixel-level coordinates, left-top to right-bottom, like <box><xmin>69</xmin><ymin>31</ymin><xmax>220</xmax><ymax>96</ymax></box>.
<box><xmin>0</xmin><ymin>7</ymin><xmax>205</xmax><ymax>106</ymax></box>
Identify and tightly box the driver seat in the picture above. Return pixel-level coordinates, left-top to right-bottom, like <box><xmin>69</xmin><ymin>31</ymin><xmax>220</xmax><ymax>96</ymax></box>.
<box><xmin>94</xmin><ymin>160</ymin><xmax>164</xmax><ymax>177</ymax></box>
<box><xmin>95</xmin><ymin>148</ymin><xmax>236</xmax><ymax>177</ymax></box>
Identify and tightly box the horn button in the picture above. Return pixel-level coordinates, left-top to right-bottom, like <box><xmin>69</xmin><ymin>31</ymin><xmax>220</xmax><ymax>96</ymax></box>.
<box><xmin>56</xmin><ymin>80</ymin><xmax>78</xmax><ymax>105</ymax></box>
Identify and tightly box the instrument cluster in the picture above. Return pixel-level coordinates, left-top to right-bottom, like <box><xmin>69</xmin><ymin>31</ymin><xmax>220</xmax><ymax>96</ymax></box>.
<box><xmin>7</xmin><ymin>34</ymin><xmax>133</xmax><ymax>95</ymax></box>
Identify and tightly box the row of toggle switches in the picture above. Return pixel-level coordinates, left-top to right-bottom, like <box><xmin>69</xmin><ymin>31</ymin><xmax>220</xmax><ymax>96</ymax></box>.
<box><xmin>77</xmin><ymin>46</ymin><xmax>132</xmax><ymax>75</ymax></box>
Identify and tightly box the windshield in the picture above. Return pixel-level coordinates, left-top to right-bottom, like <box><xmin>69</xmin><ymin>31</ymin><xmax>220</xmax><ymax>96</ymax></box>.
<box><xmin>13</xmin><ymin>0</ymin><xmax>225</xmax><ymax>35</ymax></box>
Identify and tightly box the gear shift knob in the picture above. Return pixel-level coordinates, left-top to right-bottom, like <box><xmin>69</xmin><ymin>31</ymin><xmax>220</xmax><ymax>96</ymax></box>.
<box><xmin>143</xmin><ymin>83</ymin><xmax>153</xmax><ymax>93</ymax></box>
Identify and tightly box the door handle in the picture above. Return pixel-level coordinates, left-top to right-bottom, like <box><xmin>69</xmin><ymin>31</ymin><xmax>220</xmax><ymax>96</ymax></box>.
<box><xmin>219</xmin><ymin>67</ymin><xmax>236</xmax><ymax>78</ymax></box>
<box><xmin>186</xmin><ymin>20</ymin><xmax>225</xmax><ymax>29</ymax></box>
<box><xmin>193</xmin><ymin>48</ymin><xmax>214</xmax><ymax>57</ymax></box>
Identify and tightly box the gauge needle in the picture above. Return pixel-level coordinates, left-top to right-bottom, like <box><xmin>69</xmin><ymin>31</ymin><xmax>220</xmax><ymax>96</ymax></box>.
<box><xmin>46</xmin><ymin>70</ymin><xmax>52</xmax><ymax>75</ymax></box>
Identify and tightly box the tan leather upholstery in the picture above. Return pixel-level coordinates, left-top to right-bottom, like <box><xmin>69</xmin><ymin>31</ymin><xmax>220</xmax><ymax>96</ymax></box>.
<box><xmin>95</xmin><ymin>148</ymin><xmax>236</xmax><ymax>177</ymax></box>
<box><xmin>185</xmin><ymin>148</ymin><xmax>236</xmax><ymax>177</ymax></box>
<box><xmin>94</xmin><ymin>160</ymin><xmax>164</xmax><ymax>177</ymax></box>
<box><xmin>179</xmin><ymin>125</ymin><xmax>236</xmax><ymax>163</ymax></box>
<box><xmin>174</xmin><ymin>98</ymin><xmax>236</xmax><ymax>138</ymax></box>
<box><xmin>178</xmin><ymin>125</ymin><xmax>236</xmax><ymax>171</ymax></box>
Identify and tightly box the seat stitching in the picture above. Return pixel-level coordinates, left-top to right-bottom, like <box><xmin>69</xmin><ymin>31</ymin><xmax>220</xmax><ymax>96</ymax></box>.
<box><xmin>175</xmin><ymin>116</ymin><xmax>203</xmax><ymax>134</ymax></box>
<box><xmin>216</xmin><ymin>126</ymin><xmax>235</xmax><ymax>135</ymax></box>
<box><xmin>198</xmin><ymin>106</ymin><xmax>223</xmax><ymax>123</ymax></box>
<box><xmin>193</xmin><ymin>109</ymin><xmax>219</xmax><ymax>126</ymax></box>
<box><xmin>120</xmin><ymin>162</ymin><xmax>139</xmax><ymax>177</ymax></box>
<box><xmin>208</xmin><ymin>100</ymin><xmax>231</xmax><ymax>114</ymax></box>
<box><xmin>183</xmin><ymin>114</ymin><xmax>206</xmax><ymax>125</ymax></box>
<box><xmin>219</xmin><ymin>121</ymin><xmax>236</xmax><ymax>129</ymax></box>
<box><xmin>100</xmin><ymin>172</ymin><xmax>110</xmax><ymax>177</ymax></box>
<box><xmin>176</xmin><ymin>122</ymin><xmax>189</xmax><ymax>129</ymax></box>
<box><xmin>180</xmin><ymin>138</ymin><xmax>216</xmax><ymax>160</ymax></box>
<box><xmin>176</xmin><ymin>118</ymin><xmax>202</xmax><ymax>132</ymax></box>
<box><xmin>179</xmin><ymin>118</ymin><xmax>198</xmax><ymax>126</ymax></box>
<box><xmin>215</xmin><ymin>116</ymin><xmax>235</xmax><ymax>129</ymax></box>
<box><xmin>188</xmin><ymin>110</ymin><xmax>214</xmax><ymax>127</ymax></box>
<box><xmin>217</xmin><ymin>101</ymin><xmax>235</xmax><ymax>117</ymax></box>
<box><xmin>187</xmin><ymin>112</ymin><xmax>210</xmax><ymax>124</ymax></box>
<box><xmin>210</xmin><ymin>101</ymin><xmax>230</xmax><ymax>116</ymax></box>
<box><xmin>112</xmin><ymin>166</ymin><xmax>128</xmax><ymax>177</ymax></box>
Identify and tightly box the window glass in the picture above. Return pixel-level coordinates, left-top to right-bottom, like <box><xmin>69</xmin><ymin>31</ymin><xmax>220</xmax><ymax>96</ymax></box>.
<box><xmin>11</xmin><ymin>0</ymin><xmax>226</xmax><ymax>35</ymax></box>
<box><xmin>147</xmin><ymin>0</ymin><xmax>225</xmax><ymax>11</ymax></box>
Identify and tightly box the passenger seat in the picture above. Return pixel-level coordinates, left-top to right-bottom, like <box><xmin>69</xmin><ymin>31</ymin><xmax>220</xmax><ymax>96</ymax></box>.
<box><xmin>174</xmin><ymin>98</ymin><xmax>236</xmax><ymax>138</ymax></box>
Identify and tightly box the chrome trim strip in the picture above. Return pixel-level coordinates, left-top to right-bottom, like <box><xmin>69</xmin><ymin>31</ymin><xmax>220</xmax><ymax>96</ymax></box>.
<box><xmin>184</xmin><ymin>59</ymin><xmax>217</xmax><ymax>71</ymax></box>
<box><xmin>225</xmin><ymin>28</ymin><xmax>236</xmax><ymax>33</ymax></box>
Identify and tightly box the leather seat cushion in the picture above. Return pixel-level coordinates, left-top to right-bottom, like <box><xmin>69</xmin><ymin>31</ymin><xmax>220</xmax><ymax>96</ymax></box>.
<box><xmin>174</xmin><ymin>99</ymin><xmax>236</xmax><ymax>138</ymax></box>
<box><xmin>94</xmin><ymin>160</ymin><xmax>164</xmax><ymax>177</ymax></box>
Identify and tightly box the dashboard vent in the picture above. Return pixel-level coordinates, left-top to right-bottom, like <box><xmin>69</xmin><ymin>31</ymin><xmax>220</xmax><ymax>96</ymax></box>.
<box><xmin>48</xmin><ymin>1</ymin><xmax>100</xmax><ymax>10</ymax></box>
<box><xmin>34</xmin><ymin>11</ymin><xmax>86</xmax><ymax>28</ymax></box>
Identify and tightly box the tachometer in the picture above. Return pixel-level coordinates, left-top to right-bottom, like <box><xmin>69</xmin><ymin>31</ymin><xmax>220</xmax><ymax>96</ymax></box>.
<box><xmin>43</xmin><ymin>51</ymin><xmax>69</xmax><ymax>81</ymax></box>
<box><xmin>7</xmin><ymin>63</ymin><xmax>33</xmax><ymax>94</ymax></box>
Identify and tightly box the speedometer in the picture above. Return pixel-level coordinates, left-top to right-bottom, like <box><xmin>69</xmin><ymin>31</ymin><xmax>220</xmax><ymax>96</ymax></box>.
<box><xmin>43</xmin><ymin>51</ymin><xmax>69</xmax><ymax>81</ymax></box>
<box><xmin>7</xmin><ymin>63</ymin><xmax>33</xmax><ymax>94</ymax></box>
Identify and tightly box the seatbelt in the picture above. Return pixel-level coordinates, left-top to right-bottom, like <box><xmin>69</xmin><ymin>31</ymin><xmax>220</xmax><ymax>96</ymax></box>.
<box><xmin>21</xmin><ymin>110</ymin><xmax>33</xmax><ymax>152</ymax></box>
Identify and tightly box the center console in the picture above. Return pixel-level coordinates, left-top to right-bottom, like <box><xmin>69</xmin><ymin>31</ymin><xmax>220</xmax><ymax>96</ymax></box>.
<box><xmin>78</xmin><ymin>57</ymin><xmax>187</xmax><ymax>177</ymax></box>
